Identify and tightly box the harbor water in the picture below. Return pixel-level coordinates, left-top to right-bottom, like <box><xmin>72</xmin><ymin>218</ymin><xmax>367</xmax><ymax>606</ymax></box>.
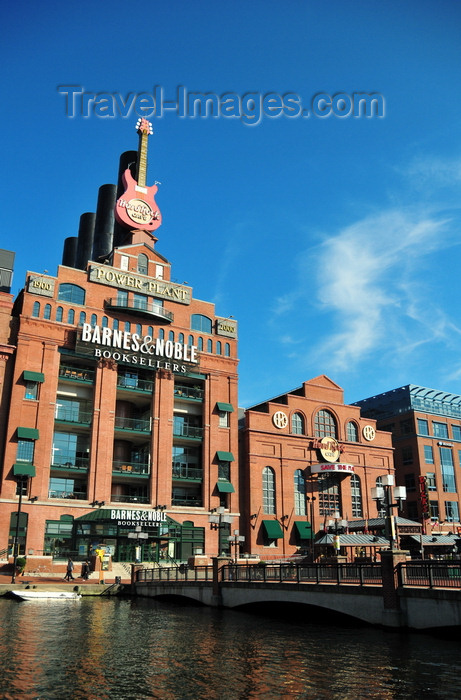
<box><xmin>0</xmin><ymin>596</ymin><xmax>461</xmax><ymax>699</ymax></box>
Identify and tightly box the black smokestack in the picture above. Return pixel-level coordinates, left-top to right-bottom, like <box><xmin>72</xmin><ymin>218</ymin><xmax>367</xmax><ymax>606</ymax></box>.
<box><xmin>92</xmin><ymin>184</ymin><xmax>117</xmax><ymax>262</ymax></box>
<box><xmin>62</xmin><ymin>237</ymin><xmax>78</xmax><ymax>268</ymax></box>
<box><xmin>75</xmin><ymin>212</ymin><xmax>96</xmax><ymax>270</ymax></box>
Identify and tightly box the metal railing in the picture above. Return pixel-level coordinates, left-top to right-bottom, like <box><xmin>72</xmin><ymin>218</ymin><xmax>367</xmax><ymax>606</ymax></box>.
<box><xmin>220</xmin><ymin>562</ymin><xmax>383</xmax><ymax>586</ymax></box>
<box><xmin>105</xmin><ymin>297</ymin><xmax>174</xmax><ymax>323</ymax></box>
<box><xmin>51</xmin><ymin>456</ymin><xmax>89</xmax><ymax>471</ymax></box>
<box><xmin>111</xmin><ymin>494</ymin><xmax>150</xmax><ymax>504</ymax></box>
<box><xmin>137</xmin><ymin>565</ymin><xmax>213</xmax><ymax>583</ymax></box>
<box><xmin>174</xmin><ymin>385</ymin><xmax>204</xmax><ymax>401</ymax></box>
<box><xmin>59</xmin><ymin>366</ymin><xmax>95</xmax><ymax>383</ymax></box>
<box><xmin>172</xmin><ymin>422</ymin><xmax>203</xmax><ymax>439</ymax></box>
<box><xmin>172</xmin><ymin>464</ymin><xmax>203</xmax><ymax>481</ymax></box>
<box><xmin>117</xmin><ymin>375</ymin><xmax>153</xmax><ymax>392</ymax></box>
<box><xmin>55</xmin><ymin>408</ymin><xmax>92</xmax><ymax>424</ymax></box>
<box><xmin>114</xmin><ymin>416</ymin><xmax>151</xmax><ymax>432</ymax></box>
<box><xmin>112</xmin><ymin>461</ymin><xmax>150</xmax><ymax>476</ymax></box>
<box><xmin>399</xmin><ymin>561</ymin><xmax>461</xmax><ymax>588</ymax></box>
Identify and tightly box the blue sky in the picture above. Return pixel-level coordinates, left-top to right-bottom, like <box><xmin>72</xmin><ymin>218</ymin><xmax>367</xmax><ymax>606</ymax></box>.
<box><xmin>2</xmin><ymin>1</ymin><xmax>461</xmax><ymax>407</ymax></box>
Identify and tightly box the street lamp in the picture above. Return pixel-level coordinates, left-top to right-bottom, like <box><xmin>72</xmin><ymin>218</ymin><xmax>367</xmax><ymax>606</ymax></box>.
<box><xmin>306</xmin><ymin>495</ymin><xmax>316</xmax><ymax>561</ymax></box>
<box><xmin>371</xmin><ymin>474</ymin><xmax>407</xmax><ymax>549</ymax></box>
<box><xmin>327</xmin><ymin>511</ymin><xmax>348</xmax><ymax>557</ymax></box>
<box><xmin>209</xmin><ymin>507</ymin><xmax>233</xmax><ymax>556</ymax></box>
<box><xmin>11</xmin><ymin>475</ymin><xmax>28</xmax><ymax>584</ymax></box>
<box><xmin>227</xmin><ymin>529</ymin><xmax>245</xmax><ymax>563</ymax></box>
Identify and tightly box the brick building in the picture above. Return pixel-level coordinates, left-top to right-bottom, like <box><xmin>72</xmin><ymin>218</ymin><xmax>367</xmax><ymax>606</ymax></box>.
<box><xmin>355</xmin><ymin>385</ymin><xmax>461</xmax><ymax>535</ymax></box>
<box><xmin>238</xmin><ymin>376</ymin><xmax>395</xmax><ymax>560</ymax></box>
<box><xmin>0</xmin><ymin>125</ymin><xmax>239</xmax><ymax>565</ymax></box>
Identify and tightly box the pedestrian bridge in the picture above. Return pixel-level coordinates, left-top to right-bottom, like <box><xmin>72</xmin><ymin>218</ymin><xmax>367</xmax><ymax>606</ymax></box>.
<box><xmin>134</xmin><ymin>561</ymin><xmax>461</xmax><ymax>630</ymax></box>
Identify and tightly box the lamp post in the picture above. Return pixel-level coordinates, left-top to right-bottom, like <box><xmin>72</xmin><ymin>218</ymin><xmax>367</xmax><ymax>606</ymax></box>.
<box><xmin>227</xmin><ymin>529</ymin><xmax>245</xmax><ymax>563</ymax></box>
<box><xmin>11</xmin><ymin>476</ymin><xmax>27</xmax><ymax>584</ymax></box>
<box><xmin>371</xmin><ymin>474</ymin><xmax>407</xmax><ymax>550</ymax></box>
<box><xmin>306</xmin><ymin>495</ymin><xmax>316</xmax><ymax>561</ymax></box>
<box><xmin>209</xmin><ymin>507</ymin><xmax>233</xmax><ymax>556</ymax></box>
<box><xmin>327</xmin><ymin>511</ymin><xmax>348</xmax><ymax>557</ymax></box>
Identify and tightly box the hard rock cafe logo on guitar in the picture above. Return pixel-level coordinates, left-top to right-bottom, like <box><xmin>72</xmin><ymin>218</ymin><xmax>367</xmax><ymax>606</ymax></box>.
<box><xmin>115</xmin><ymin>118</ymin><xmax>162</xmax><ymax>232</ymax></box>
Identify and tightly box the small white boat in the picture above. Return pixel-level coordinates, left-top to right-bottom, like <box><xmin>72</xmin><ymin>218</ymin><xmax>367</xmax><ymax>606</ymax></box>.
<box><xmin>11</xmin><ymin>590</ymin><xmax>81</xmax><ymax>601</ymax></box>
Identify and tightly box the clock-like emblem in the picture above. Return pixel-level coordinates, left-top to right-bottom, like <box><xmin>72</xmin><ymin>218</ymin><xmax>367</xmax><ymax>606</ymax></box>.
<box><xmin>363</xmin><ymin>425</ymin><xmax>376</xmax><ymax>441</ymax></box>
<box><xmin>273</xmin><ymin>411</ymin><xmax>288</xmax><ymax>429</ymax></box>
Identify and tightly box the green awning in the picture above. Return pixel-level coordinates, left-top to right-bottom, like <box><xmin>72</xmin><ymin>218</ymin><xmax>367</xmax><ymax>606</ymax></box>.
<box><xmin>13</xmin><ymin>463</ymin><xmax>36</xmax><ymax>477</ymax></box>
<box><xmin>294</xmin><ymin>521</ymin><xmax>312</xmax><ymax>539</ymax></box>
<box><xmin>216</xmin><ymin>481</ymin><xmax>235</xmax><ymax>493</ymax></box>
<box><xmin>23</xmin><ymin>371</ymin><xmax>45</xmax><ymax>383</ymax></box>
<box><xmin>216</xmin><ymin>402</ymin><xmax>234</xmax><ymax>413</ymax></box>
<box><xmin>216</xmin><ymin>451</ymin><xmax>234</xmax><ymax>462</ymax></box>
<box><xmin>17</xmin><ymin>427</ymin><xmax>39</xmax><ymax>440</ymax></box>
<box><xmin>262</xmin><ymin>520</ymin><xmax>284</xmax><ymax>539</ymax></box>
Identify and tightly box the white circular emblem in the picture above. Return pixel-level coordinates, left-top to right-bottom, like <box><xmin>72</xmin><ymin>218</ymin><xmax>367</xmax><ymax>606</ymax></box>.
<box><xmin>273</xmin><ymin>411</ymin><xmax>288</xmax><ymax>429</ymax></box>
<box><xmin>363</xmin><ymin>425</ymin><xmax>376</xmax><ymax>441</ymax></box>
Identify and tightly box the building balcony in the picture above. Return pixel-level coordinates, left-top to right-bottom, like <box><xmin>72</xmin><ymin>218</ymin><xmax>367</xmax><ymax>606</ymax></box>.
<box><xmin>55</xmin><ymin>409</ymin><xmax>92</xmax><ymax>425</ymax></box>
<box><xmin>105</xmin><ymin>297</ymin><xmax>174</xmax><ymax>323</ymax></box>
<box><xmin>172</xmin><ymin>422</ymin><xmax>203</xmax><ymax>440</ymax></box>
<box><xmin>51</xmin><ymin>456</ymin><xmax>89</xmax><ymax>472</ymax></box>
<box><xmin>48</xmin><ymin>490</ymin><xmax>87</xmax><ymax>500</ymax></box>
<box><xmin>59</xmin><ymin>365</ymin><xmax>95</xmax><ymax>383</ymax></box>
<box><xmin>110</xmin><ymin>494</ymin><xmax>150</xmax><ymax>504</ymax></box>
<box><xmin>117</xmin><ymin>374</ymin><xmax>153</xmax><ymax>393</ymax></box>
<box><xmin>172</xmin><ymin>464</ymin><xmax>203</xmax><ymax>482</ymax></box>
<box><xmin>171</xmin><ymin>493</ymin><xmax>203</xmax><ymax>507</ymax></box>
<box><xmin>112</xmin><ymin>461</ymin><xmax>150</xmax><ymax>476</ymax></box>
<box><xmin>174</xmin><ymin>384</ymin><xmax>204</xmax><ymax>402</ymax></box>
<box><xmin>114</xmin><ymin>416</ymin><xmax>151</xmax><ymax>433</ymax></box>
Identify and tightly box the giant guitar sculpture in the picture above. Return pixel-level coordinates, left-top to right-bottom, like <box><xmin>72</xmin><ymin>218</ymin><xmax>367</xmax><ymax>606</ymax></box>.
<box><xmin>115</xmin><ymin>118</ymin><xmax>162</xmax><ymax>232</ymax></box>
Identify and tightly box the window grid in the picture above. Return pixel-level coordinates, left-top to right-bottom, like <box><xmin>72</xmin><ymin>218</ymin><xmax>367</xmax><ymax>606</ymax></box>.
<box><xmin>294</xmin><ymin>469</ymin><xmax>306</xmax><ymax>515</ymax></box>
<box><xmin>315</xmin><ymin>410</ymin><xmax>337</xmax><ymax>438</ymax></box>
<box><xmin>262</xmin><ymin>467</ymin><xmax>276</xmax><ymax>515</ymax></box>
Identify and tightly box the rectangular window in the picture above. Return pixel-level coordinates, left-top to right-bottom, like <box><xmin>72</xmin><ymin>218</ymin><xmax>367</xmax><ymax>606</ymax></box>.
<box><xmin>406</xmin><ymin>501</ymin><xmax>419</xmax><ymax>520</ymax></box>
<box><xmin>452</xmin><ymin>425</ymin><xmax>461</xmax><ymax>441</ymax></box>
<box><xmin>120</xmin><ymin>255</ymin><xmax>129</xmax><ymax>271</ymax></box>
<box><xmin>318</xmin><ymin>474</ymin><xmax>340</xmax><ymax>516</ymax></box>
<box><xmin>440</xmin><ymin>447</ymin><xmax>456</xmax><ymax>492</ymax></box>
<box><xmin>218</xmin><ymin>410</ymin><xmax>229</xmax><ymax>428</ymax></box>
<box><xmin>445</xmin><ymin>501</ymin><xmax>460</xmax><ymax>522</ymax></box>
<box><xmin>430</xmin><ymin>501</ymin><xmax>439</xmax><ymax>520</ymax></box>
<box><xmin>24</xmin><ymin>381</ymin><xmax>38</xmax><ymax>400</ymax></box>
<box><xmin>424</xmin><ymin>445</ymin><xmax>434</xmax><ymax>464</ymax></box>
<box><xmin>404</xmin><ymin>473</ymin><xmax>416</xmax><ymax>492</ymax></box>
<box><xmin>426</xmin><ymin>472</ymin><xmax>437</xmax><ymax>491</ymax></box>
<box><xmin>133</xmin><ymin>293</ymin><xmax>148</xmax><ymax>311</ymax></box>
<box><xmin>218</xmin><ymin>461</ymin><xmax>230</xmax><ymax>480</ymax></box>
<box><xmin>155</xmin><ymin>264</ymin><xmax>164</xmax><ymax>279</ymax></box>
<box><xmin>402</xmin><ymin>446</ymin><xmax>413</xmax><ymax>465</ymax></box>
<box><xmin>16</xmin><ymin>439</ymin><xmax>34</xmax><ymax>463</ymax></box>
<box><xmin>417</xmin><ymin>419</ymin><xmax>429</xmax><ymax>436</ymax></box>
<box><xmin>433</xmin><ymin>422</ymin><xmax>449</xmax><ymax>439</ymax></box>
<box><xmin>400</xmin><ymin>419</ymin><xmax>413</xmax><ymax>435</ymax></box>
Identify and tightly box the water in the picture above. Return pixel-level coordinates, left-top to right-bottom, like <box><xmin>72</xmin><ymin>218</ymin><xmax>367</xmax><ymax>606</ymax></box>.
<box><xmin>0</xmin><ymin>596</ymin><xmax>461</xmax><ymax>700</ymax></box>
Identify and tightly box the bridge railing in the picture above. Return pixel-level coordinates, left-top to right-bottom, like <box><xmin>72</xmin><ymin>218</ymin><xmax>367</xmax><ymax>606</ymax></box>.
<box><xmin>220</xmin><ymin>562</ymin><xmax>382</xmax><ymax>586</ymax></box>
<box><xmin>136</xmin><ymin>565</ymin><xmax>213</xmax><ymax>583</ymax></box>
<box><xmin>398</xmin><ymin>561</ymin><xmax>461</xmax><ymax>589</ymax></box>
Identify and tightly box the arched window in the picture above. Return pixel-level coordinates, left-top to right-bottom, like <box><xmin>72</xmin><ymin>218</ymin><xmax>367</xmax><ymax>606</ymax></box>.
<box><xmin>168</xmin><ymin>330</ymin><xmax>174</xmax><ymax>342</ymax></box>
<box><xmin>32</xmin><ymin>301</ymin><xmax>40</xmax><ymax>318</ymax></box>
<box><xmin>124</xmin><ymin>322</ymin><xmax>130</xmax><ymax>332</ymax></box>
<box><xmin>191</xmin><ymin>314</ymin><xmax>212</xmax><ymax>334</ymax></box>
<box><xmin>137</xmin><ymin>253</ymin><xmax>148</xmax><ymax>275</ymax></box>
<box><xmin>351</xmin><ymin>474</ymin><xmax>363</xmax><ymax>517</ymax></box>
<box><xmin>44</xmin><ymin>304</ymin><xmax>52</xmax><ymax>320</ymax></box>
<box><xmin>262</xmin><ymin>466</ymin><xmax>276</xmax><ymax>514</ymax></box>
<box><xmin>347</xmin><ymin>421</ymin><xmax>358</xmax><ymax>442</ymax></box>
<box><xmin>291</xmin><ymin>412</ymin><xmax>304</xmax><ymax>435</ymax></box>
<box><xmin>56</xmin><ymin>306</ymin><xmax>63</xmax><ymax>322</ymax></box>
<box><xmin>113</xmin><ymin>319</ymin><xmax>119</xmax><ymax>330</ymax></box>
<box><xmin>67</xmin><ymin>308</ymin><xmax>75</xmax><ymax>324</ymax></box>
<box><xmin>294</xmin><ymin>469</ymin><xmax>306</xmax><ymax>515</ymax></box>
<box><xmin>315</xmin><ymin>409</ymin><xmax>337</xmax><ymax>438</ymax></box>
<box><xmin>79</xmin><ymin>311</ymin><xmax>86</xmax><ymax>326</ymax></box>
<box><xmin>216</xmin><ymin>341</ymin><xmax>222</xmax><ymax>355</ymax></box>
<box><xmin>158</xmin><ymin>328</ymin><xmax>164</xmax><ymax>340</ymax></box>
<box><xmin>207</xmin><ymin>339</ymin><xmax>213</xmax><ymax>353</ymax></box>
<box><xmin>147</xmin><ymin>326</ymin><xmax>153</xmax><ymax>338</ymax></box>
<box><xmin>135</xmin><ymin>324</ymin><xmax>142</xmax><ymax>336</ymax></box>
<box><xmin>188</xmin><ymin>335</ymin><xmax>194</xmax><ymax>346</ymax></box>
<box><xmin>102</xmin><ymin>316</ymin><xmax>108</xmax><ymax>327</ymax></box>
<box><xmin>178</xmin><ymin>333</ymin><xmax>184</xmax><ymax>344</ymax></box>
<box><xmin>90</xmin><ymin>314</ymin><xmax>97</xmax><ymax>328</ymax></box>
<box><xmin>58</xmin><ymin>283</ymin><xmax>85</xmax><ymax>305</ymax></box>
<box><xmin>224</xmin><ymin>343</ymin><xmax>230</xmax><ymax>357</ymax></box>
<box><xmin>198</xmin><ymin>337</ymin><xmax>203</xmax><ymax>351</ymax></box>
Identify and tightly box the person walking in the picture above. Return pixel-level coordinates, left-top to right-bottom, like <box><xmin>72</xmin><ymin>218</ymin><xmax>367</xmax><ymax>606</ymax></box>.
<box><xmin>81</xmin><ymin>560</ymin><xmax>90</xmax><ymax>580</ymax></box>
<box><xmin>64</xmin><ymin>558</ymin><xmax>74</xmax><ymax>581</ymax></box>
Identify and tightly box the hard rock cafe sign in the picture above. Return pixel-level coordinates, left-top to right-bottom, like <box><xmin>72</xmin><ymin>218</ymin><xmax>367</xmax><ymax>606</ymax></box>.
<box><xmin>115</xmin><ymin>118</ymin><xmax>162</xmax><ymax>232</ymax></box>
<box><xmin>317</xmin><ymin>436</ymin><xmax>341</xmax><ymax>463</ymax></box>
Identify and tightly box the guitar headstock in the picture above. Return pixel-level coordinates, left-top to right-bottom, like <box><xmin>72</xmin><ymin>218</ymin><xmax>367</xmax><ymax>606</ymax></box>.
<box><xmin>136</xmin><ymin>118</ymin><xmax>153</xmax><ymax>136</ymax></box>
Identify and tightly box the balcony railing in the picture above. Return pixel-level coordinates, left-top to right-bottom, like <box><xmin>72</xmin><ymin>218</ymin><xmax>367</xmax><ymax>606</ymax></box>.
<box><xmin>111</xmin><ymin>494</ymin><xmax>150</xmax><ymax>504</ymax></box>
<box><xmin>48</xmin><ymin>490</ymin><xmax>87</xmax><ymax>500</ymax></box>
<box><xmin>51</xmin><ymin>456</ymin><xmax>89</xmax><ymax>471</ymax></box>
<box><xmin>114</xmin><ymin>416</ymin><xmax>151</xmax><ymax>432</ymax></box>
<box><xmin>172</xmin><ymin>493</ymin><xmax>203</xmax><ymax>507</ymax></box>
<box><xmin>172</xmin><ymin>464</ymin><xmax>203</xmax><ymax>481</ymax></box>
<box><xmin>55</xmin><ymin>409</ymin><xmax>92</xmax><ymax>425</ymax></box>
<box><xmin>117</xmin><ymin>375</ymin><xmax>153</xmax><ymax>392</ymax></box>
<box><xmin>105</xmin><ymin>297</ymin><xmax>174</xmax><ymax>323</ymax></box>
<box><xmin>59</xmin><ymin>366</ymin><xmax>95</xmax><ymax>383</ymax></box>
<box><xmin>174</xmin><ymin>384</ymin><xmax>204</xmax><ymax>401</ymax></box>
<box><xmin>112</xmin><ymin>461</ymin><xmax>150</xmax><ymax>476</ymax></box>
<box><xmin>172</xmin><ymin>422</ymin><xmax>203</xmax><ymax>440</ymax></box>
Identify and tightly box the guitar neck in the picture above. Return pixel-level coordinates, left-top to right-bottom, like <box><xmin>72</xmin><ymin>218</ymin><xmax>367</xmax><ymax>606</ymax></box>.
<box><xmin>137</xmin><ymin>131</ymin><xmax>149</xmax><ymax>187</ymax></box>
